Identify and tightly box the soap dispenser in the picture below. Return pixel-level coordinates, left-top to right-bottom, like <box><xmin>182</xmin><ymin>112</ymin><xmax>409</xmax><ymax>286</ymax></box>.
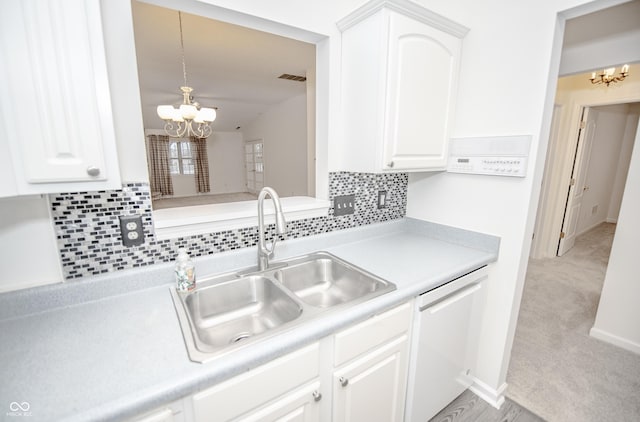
<box><xmin>175</xmin><ymin>248</ymin><xmax>196</xmax><ymax>292</ymax></box>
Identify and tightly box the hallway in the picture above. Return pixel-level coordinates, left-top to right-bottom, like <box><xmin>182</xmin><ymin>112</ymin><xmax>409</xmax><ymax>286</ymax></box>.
<box><xmin>506</xmin><ymin>223</ymin><xmax>640</xmax><ymax>421</ymax></box>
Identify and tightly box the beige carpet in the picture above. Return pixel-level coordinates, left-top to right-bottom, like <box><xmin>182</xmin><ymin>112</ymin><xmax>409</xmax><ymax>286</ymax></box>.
<box><xmin>507</xmin><ymin>223</ymin><xmax>640</xmax><ymax>421</ymax></box>
<box><xmin>152</xmin><ymin>192</ymin><xmax>258</xmax><ymax>209</ymax></box>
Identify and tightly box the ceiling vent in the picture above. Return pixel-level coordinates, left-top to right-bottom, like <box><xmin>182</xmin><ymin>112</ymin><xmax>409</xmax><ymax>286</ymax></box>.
<box><xmin>278</xmin><ymin>73</ymin><xmax>307</xmax><ymax>82</ymax></box>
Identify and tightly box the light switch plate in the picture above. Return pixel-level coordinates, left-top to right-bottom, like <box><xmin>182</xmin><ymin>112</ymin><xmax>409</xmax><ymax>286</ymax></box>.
<box><xmin>377</xmin><ymin>190</ymin><xmax>387</xmax><ymax>209</ymax></box>
<box><xmin>119</xmin><ymin>215</ymin><xmax>144</xmax><ymax>247</ymax></box>
<box><xmin>333</xmin><ymin>194</ymin><xmax>355</xmax><ymax>216</ymax></box>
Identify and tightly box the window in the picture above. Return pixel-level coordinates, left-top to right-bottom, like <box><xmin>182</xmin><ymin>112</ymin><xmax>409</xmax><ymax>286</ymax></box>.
<box><xmin>169</xmin><ymin>141</ymin><xmax>195</xmax><ymax>175</ymax></box>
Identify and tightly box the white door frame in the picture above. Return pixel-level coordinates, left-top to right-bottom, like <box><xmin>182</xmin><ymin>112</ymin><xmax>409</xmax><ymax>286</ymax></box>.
<box><xmin>530</xmin><ymin>104</ymin><xmax>562</xmax><ymax>258</ymax></box>
<box><xmin>532</xmin><ymin>87</ymin><xmax>640</xmax><ymax>259</ymax></box>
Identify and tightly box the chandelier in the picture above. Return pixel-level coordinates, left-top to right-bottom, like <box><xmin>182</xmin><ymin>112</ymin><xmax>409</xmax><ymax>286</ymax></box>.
<box><xmin>157</xmin><ymin>11</ymin><xmax>216</xmax><ymax>138</ymax></box>
<box><xmin>589</xmin><ymin>65</ymin><xmax>630</xmax><ymax>86</ymax></box>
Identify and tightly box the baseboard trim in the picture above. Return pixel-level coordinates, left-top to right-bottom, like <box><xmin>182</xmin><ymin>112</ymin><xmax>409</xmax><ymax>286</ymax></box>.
<box><xmin>605</xmin><ymin>218</ymin><xmax>617</xmax><ymax>224</ymax></box>
<box><xmin>590</xmin><ymin>327</ymin><xmax>640</xmax><ymax>355</ymax></box>
<box><xmin>469</xmin><ymin>377</ymin><xmax>507</xmax><ymax>409</ymax></box>
<box><xmin>576</xmin><ymin>220</ymin><xmax>612</xmax><ymax>238</ymax></box>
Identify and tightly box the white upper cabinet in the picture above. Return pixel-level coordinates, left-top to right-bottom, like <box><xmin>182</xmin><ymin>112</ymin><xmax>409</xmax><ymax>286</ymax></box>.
<box><xmin>338</xmin><ymin>0</ymin><xmax>467</xmax><ymax>173</ymax></box>
<box><xmin>0</xmin><ymin>0</ymin><xmax>121</xmax><ymax>197</ymax></box>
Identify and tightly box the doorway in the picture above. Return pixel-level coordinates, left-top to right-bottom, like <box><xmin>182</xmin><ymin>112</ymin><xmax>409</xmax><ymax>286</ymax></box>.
<box><xmin>556</xmin><ymin>103</ymin><xmax>639</xmax><ymax>256</ymax></box>
<box><xmin>531</xmin><ymin>77</ymin><xmax>640</xmax><ymax>260</ymax></box>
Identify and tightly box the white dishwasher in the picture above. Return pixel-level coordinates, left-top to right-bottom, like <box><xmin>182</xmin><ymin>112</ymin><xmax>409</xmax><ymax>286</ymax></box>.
<box><xmin>405</xmin><ymin>266</ymin><xmax>488</xmax><ymax>422</ymax></box>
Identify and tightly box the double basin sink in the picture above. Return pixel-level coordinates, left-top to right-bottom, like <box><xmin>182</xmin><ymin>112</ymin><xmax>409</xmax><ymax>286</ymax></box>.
<box><xmin>170</xmin><ymin>252</ymin><xmax>396</xmax><ymax>363</ymax></box>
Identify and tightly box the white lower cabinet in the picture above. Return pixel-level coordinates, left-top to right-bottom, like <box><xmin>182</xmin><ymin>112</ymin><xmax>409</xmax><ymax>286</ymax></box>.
<box><xmin>333</xmin><ymin>335</ymin><xmax>409</xmax><ymax>422</ymax></box>
<box><xmin>332</xmin><ymin>302</ymin><xmax>412</xmax><ymax>422</ymax></box>
<box><xmin>133</xmin><ymin>302</ymin><xmax>413</xmax><ymax>422</ymax></box>
<box><xmin>131</xmin><ymin>263</ymin><xmax>493</xmax><ymax>422</ymax></box>
<box><xmin>131</xmin><ymin>269</ymin><xmax>492</xmax><ymax>422</ymax></box>
<box><xmin>190</xmin><ymin>343</ymin><xmax>320</xmax><ymax>422</ymax></box>
<box><xmin>237</xmin><ymin>381</ymin><xmax>321</xmax><ymax>422</ymax></box>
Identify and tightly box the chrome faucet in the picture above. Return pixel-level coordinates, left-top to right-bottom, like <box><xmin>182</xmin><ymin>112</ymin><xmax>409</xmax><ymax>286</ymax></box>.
<box><xmin>257</xmin><ymin>187</ymin><xmax>287</xmax><ymax>271</ymax></box>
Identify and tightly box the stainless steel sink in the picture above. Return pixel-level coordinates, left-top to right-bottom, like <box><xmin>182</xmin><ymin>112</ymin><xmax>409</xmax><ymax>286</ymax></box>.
<box><xmin>182</xmin><ymin>275</ymin><xmax>302</xmax><ymax>352</ymax></box>
<box><xmin>170</xmin><ymin>252</ymin><xmax>396</xmax><ymax>363</ymax></box>
<box><xmin>274</xmin><ymin>252</ymin><xmax>394</xmax><ymax>308</ymax></box>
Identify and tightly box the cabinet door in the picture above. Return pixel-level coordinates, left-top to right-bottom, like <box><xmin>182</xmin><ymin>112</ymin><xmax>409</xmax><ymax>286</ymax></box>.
<box><xmin>333</xmin><ymin>335</ymin><xmax>409</xmax><ymax>422</ymax></box>
<box><xmin>382</xmin><ymin>12</ymin><xmax>462</xmax><ymax>171</ymax></box>
<box><xmin>0</xmin><ymin>0</ymin><xmax>121</xmax><ymax>194</ymax></box>
<box><xmin>191</xmin><ymin>343</ymin><xmax>319</xmax><ymax>422</ymax></box>
<box><xmin>237</xmin><ymin>381</ymin><xmax>321</xmax><ymax>422</ymax></box>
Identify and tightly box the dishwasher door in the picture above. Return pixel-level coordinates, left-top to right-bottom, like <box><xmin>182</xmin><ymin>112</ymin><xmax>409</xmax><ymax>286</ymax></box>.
<box><xmin>405</xmin><ymin>267</ymin><xmax>487</xmax><ymax>422</ymax></box>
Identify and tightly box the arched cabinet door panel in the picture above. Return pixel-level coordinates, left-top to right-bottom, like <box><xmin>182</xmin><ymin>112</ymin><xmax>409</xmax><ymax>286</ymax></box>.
<box><xmin>338</xmin><ymin>0</ymin><xmax>466</xmax><ymax>173</ymax></box>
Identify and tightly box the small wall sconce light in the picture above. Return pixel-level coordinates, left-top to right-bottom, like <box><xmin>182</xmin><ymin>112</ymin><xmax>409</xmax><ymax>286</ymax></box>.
<box><xmin>589</xmin><ymin>65</ymin><xmax>630</xmax><ymax>86</ymax></box>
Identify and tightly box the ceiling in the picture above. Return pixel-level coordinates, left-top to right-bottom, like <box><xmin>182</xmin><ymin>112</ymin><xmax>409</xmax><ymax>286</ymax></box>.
<box><xmin>131</xmin><ymin>1</ymin><xmax>315</xmax><ymax>132</ymax></box>
<box><xmin>563</xmin><ymin>0</ymin><xmax>640</xmax><ymax>48</ymax></box>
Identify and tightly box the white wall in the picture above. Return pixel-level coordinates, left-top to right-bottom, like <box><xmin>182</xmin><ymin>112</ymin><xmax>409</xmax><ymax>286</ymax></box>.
<box><xmin>575</xmin><ymin>104</ymin><xmax>628</xmax><ymax>235</ymax></box>
<box><xmin>170</xmin><ymin>174</ymin><xmax>198</xmax><ymax>198</ymax></box>
<box><xmin>0</xmin><ymin>196</ymin><xmax>62</xmax><ymax>292</ymax></box>
<box><xmin>608</xmin><ymin>110</ymin><xmax>640</xmax><ymax>221</ymax></box>
<box><xmin>242</xmin><ymin>93</ymin><xmax>308</xmax><ymax>197</ymax></box>
<box><xmin>306</xmin><ymin>66</ymin><xmax>317</xmax><ymax>197</ymax></box>
<box><xmin>404</xmin><ymin>0</ymin><xmax>620</xmax><ymax>403</ymax></box>
<box><xmin>208</xmin><ymin>132</ymin><xmax>246</xmax><ymax>194</ymax></box>
<box><xmin>590</xmin><ymin>122</ymin><xmax>640</xmax><ymax>354</ymax></box>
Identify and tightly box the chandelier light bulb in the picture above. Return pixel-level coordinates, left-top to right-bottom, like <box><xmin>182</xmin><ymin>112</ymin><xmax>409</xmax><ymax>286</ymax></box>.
<box><xmin>179</xmin><ymin>104</ymin><xmax>198</xmax><ymax>120</ymax></box>
<box><xmin>197</xmin><ymin>107</ymin><xmax>217</xmax><ymax>123</ymax></box>
<box><xmin>171</xmin><ymin>108</ymin><xmax>184</xmax><ymax>122</ymax></box>
<box><xmin>157</xmin><ymin>105</ymin><xmax>174</xmax><ymax>120</ymax></box>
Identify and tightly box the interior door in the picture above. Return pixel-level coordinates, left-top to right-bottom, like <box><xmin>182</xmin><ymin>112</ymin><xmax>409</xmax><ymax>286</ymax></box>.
<box><xmin>558</xmin><ymin>107</ymin><xmax>596</xmax><ymax>256</ymax></box>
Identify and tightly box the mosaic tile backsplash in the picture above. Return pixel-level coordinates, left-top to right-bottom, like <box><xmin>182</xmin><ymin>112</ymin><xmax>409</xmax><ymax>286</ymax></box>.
<box><xmin>50</xmin><ymin>172</ymin><xmax>408</xmax><ymax>279</ymax></box>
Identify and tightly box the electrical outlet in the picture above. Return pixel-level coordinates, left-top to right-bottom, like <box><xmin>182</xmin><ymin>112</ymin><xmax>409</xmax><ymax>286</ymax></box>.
<box><xmin>377</xmin><ymin>190</ymin><xmax>387</xmax><ymax>209</ymax></box>
<box><xmin>119</xmin><ymin>215</ymin><xmax>144</xmax><ymax>247</ymax></box>
<box><xmin>333</xmin><ymin>194</ymin><xmax>355</xmax><ymax>216</ymax></box>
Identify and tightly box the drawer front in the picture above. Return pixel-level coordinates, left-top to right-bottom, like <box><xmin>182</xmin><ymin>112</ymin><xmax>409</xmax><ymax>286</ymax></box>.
<box><xmin>192</xmin><ymin>343</ymin><xmax>319</xmax><ymax>422</ymax></box>
<box><xmin>334</xmin><ymin>302</ymin><xmax>411</xmax><ymax>367</ymax></box>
